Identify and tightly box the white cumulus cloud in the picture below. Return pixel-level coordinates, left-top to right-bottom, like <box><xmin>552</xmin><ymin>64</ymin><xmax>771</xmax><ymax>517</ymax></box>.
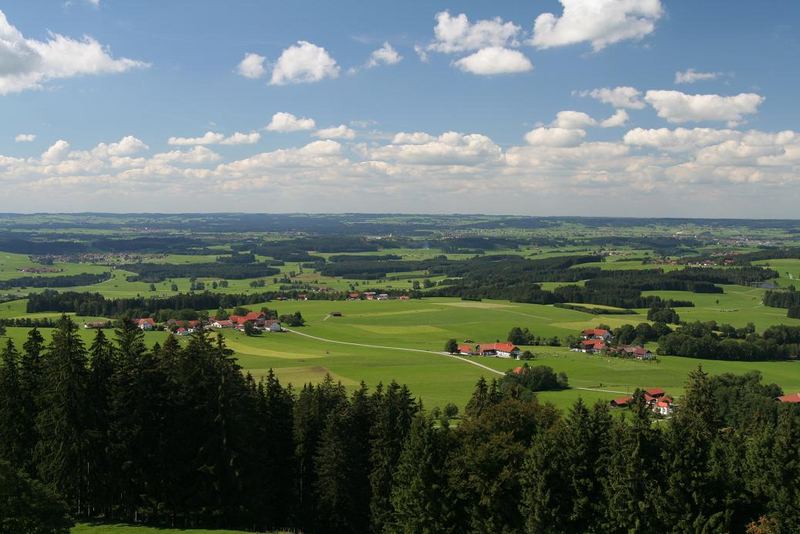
<box><xmin>675</xmin><ymin>68</ymin><xmax>720</xmax><ymax>84</ymax></box>
<box><xmin>40</xmin><ymin>140</ymin><xmax>70</xmax><ymax>163</ymax></box>
<box><xmin>15</xmin><ymin>133</ymin><xmax>36</xmax><ymax>142</ymax></box>
<box><xmin>269</xmin><ymin>41</ymin><xmax>339</xmax><ymax>85</ymax></box>
<box><xmin>428</xmin><ymin>11</ymin><xmax>521</xmax><ymax>53</ymax></box>
<box><xmin>265</xmin><ymin>112</ymin><xmax>316</xmax><ymax>132</ymax></box>
<box><xmin>454</xmin><ymin>47</ymin><xmax>533</xmax><ymax>75</ymax></box>
<box><xmin>531</xmin><ymin>0</ymin><xmax>663</xmax><ymax>51</ymax></box>
<box><xmin>366</xmin><ymin>42</ymin><xmax>402</xmax><ymax>68</ymax></box>
<box><xmin>168</xmin><ymin>131</ymin><xmax>260</xmax><ymax>146</ymax></box>
<box><xmin>525</xmin><ymin>127</ymin><xmax>586</xmax><ymax>147</ymax></box>
<box><xmin>577</xmin><ymin>86</ymin><xmax>645</xmax><ymax>109</ymax></box>
<box><xmin>237</xmin><ymin>52</ymin><xmax>266</xmax><ymax>79</ymax></box>
<box><xmin>644</xmin><ymin>90</ymin><xmax>764</xmax><ymax>125</ymax></box>
<box><xmin>314</xmin><ymin>125</ymin><xmax>356</xmax><ymax>139</ymax></box>
<box><xmin>0</xmin><ymin>9</ymin><xmax>148</xmax><ymax>95</ymax></box>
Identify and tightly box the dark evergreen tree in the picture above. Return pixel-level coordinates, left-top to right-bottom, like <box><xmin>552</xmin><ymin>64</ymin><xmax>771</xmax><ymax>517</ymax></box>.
<box><xmin>34</xmin><ymin>316</ymin><xmax>89</xmax><ymax>515</ymax></box>
<box><xmin>369</xmin><ymin>381</ymin><xmax>418</xmax><ymax>533</ymax></box>
<box><xmin>388</xmin><ymin>414</ymin><xmax>459</xmax><ymax>534</ymax></box>
<box><xmin>0</xmin><ymin>340</ymin><xmax>27</xmax><ymax>468</ymax></box>
<box><xmin>0</xmin><ymin>459</ymin><xmax>73</xmax><ymax>534</ymax></box>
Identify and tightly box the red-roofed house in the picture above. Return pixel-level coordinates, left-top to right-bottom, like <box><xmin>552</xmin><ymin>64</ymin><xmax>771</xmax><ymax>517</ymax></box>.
<box><xmin>458</xmin><ymin>343</ymin><xmax>478</xmax><ymax>356</ymax></box>
<box><xmin>229</xmin><ymin>312</ymin><xmax>266</xmax><ymax>328</ymax></box>
<box><xmin>645</xmin><ymin>387</ymin><xmax>666</xmax><ymax>398</ymax></box>
<box><xmin>611</xmin><ymin>345</ymin><xmax>655</xmax><ymax>360</ymax></box>
<box><xmin>777</xmin><ymin>392</ymin><xmax>800</xmax><ymax>403</ymax></box>
<box><xmin>611</xmin><ymin>396</ymin><xmax>633</xmax><ymax>407</ymax></box>
<box><xmin>581</xmin><ymin>339</ymin><xmax>607</xmax><ymax>353</ymax></box>
<box><xmin>582</xmin><ymin>328</ymin><xmax>612</xmax><ymax>341</ymax></box>
<box><xmin>478</xmin><ymin>342</ymin><xmax>520</xmax><ymax>358</ymax></box>
<box><xmin>135</xmin><ymin>318</ymin><xmax>156</xmax><ymax>331</ymax></box>
<box><xmin>655</xmin><ymin>399</ymin><xmax>673</xmax><ymax>416</ymax></box>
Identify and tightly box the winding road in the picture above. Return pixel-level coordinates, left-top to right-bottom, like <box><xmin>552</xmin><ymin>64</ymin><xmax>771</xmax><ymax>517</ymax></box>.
<box><xmin>284</xmin><ymin>328</ymin><xmax>630</xmax><ymax>394</ymax></box>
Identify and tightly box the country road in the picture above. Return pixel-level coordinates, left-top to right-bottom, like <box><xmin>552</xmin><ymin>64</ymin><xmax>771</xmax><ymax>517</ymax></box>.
<box><xmin>284</xmin><ymin>328</ymin><xmax>631</xmax><ymax>395</ymax></box>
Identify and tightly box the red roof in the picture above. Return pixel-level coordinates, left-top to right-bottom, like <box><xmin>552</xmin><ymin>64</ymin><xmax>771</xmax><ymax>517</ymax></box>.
<box><xmin>645</xmin><ymin>387</ymin><xmax>666</xmax><ymax>397</ymax></box>
<box><xmin>513</xmin><ymin>366</ymin><xmax>524</xmax><ymax>375</ymax></box>
<box><xmin>229</xmin><ymin>312</ymin><xmax>265</xmax><ymax>325</ymax></box>
<box><xmin>778</xmin><ymin>392</ymin><xmax>800</xmax><ymax>403</ymax></box>
<box><xmin>136</xmin><ymin>318</ymin><xmax>155</xmax><ymax>326</ymax></box>
<box><xmin>583</xmin><ymin>328</ymin><xmax>610</xmax><ymax>337</ymax></box>
<box><xmin>478</xmin><ymin>342</ymin><xmax>519</xmax><ymax>353</ymax></box>
<box><xmin>612</xmin><ymin>396</ymin><xmax>633</xmax><ymax>406</ymax></box>
<box><xmin>458</xmin><ymin>343</ymin><xmax>476</xmax><ymax>353</ymax></box>
<box><xmin>582</xmin><ymin>339</ymin><xmax>606</xmax><ymax>350</ymax></box>
<box><xmin>656</xmin><ymin>400</ymin><xmax>671</xmax><ymax>408</ymax></box>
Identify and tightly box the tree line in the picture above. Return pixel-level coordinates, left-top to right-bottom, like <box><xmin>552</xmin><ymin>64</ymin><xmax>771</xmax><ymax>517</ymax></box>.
<box><xmin>657</xmin><ymin>321</ymin><xmax>800</xmax><ymax>361</ymax></box>
<box><xmin>0</xmin><ymin>272</ymin><xmax>111</xmax><ymax>290</ymax></box>
<box><xmin>1</xmin><ymin>320</ymin><xmax>799</xmax><ymax>533</ymax></box>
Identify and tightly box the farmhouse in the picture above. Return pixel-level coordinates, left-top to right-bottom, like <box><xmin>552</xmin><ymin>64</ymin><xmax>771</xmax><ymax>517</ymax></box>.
<box><xmin>457</xmin><ymin>342</ymin><xmax>520</xmax><ymax>358</ymax></box>
<box><xmin>581</xmin><ymin>339</ymin><xmax>607</xmax><ymax>353</ymax></box>
<box><xmin>582</xmin><ymin>328</ymin><xmax>612</xmax><ymax>341</ymax></box>
<box><xmin>777</xmin><ymin>392</ymin><xmax>800</xmax><ymax>403</ymax></box>
<box><xmin>610</xmin><ymin>345</ymin><xmax>655</xmax><ymax>360</ymax></box>
<box><xmin>610</xmin><ymin>388</ymin><xmax>674</xmax><ymax>415</ymax></box>
<box><xmin>211</xmin><ymin>319</ymin><xmax>233</xmax><ymax>329</ymax></box>
<box><xmin>347</xmin><ymin>292</ymin><xmax>360</xmax><ymax>300</ymax></box>
<box><xmin>229</xmin><ymin>311</ymin><xmax>266</xmax><ymax>327</ymax></box>
<box><xmin>135</xmin><ymin>318</ymin><xmax>156</xmax><ymax>331</ymax></box>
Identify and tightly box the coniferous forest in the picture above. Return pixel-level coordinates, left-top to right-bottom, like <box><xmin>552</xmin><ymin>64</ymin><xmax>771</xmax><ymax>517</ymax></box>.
<box><xmin>0</xmin><ymin>317</ymin><xmax>799</xmax><ymax>533</ymax></box>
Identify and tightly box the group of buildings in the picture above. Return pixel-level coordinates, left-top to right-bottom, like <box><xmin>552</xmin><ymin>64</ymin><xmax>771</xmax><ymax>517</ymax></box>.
<box><xmin>578</xmin><ymin>328</ymin><xmax>654</xmax><ymax>360</ymax></box>
<box><xmin>124</xmin><ymin>312</ymin><xmax>282</xmax><ymax>335</ymax></box>
<box><xmin>611</xmin><ymin>387</ymin><xmax>674</xmax><ymax>416</ymax></box>
<box><xmin>347</xmin><ymin>291</ymin><xmax>411</xmax><ymax>301</ymax></box>
<box><xmin>457</xmin><ymin>342</ymin><xmax>521</xmax><ymax>358</ymax></box>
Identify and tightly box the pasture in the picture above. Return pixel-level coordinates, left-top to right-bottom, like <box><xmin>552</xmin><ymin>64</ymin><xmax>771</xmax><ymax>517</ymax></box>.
<box><xmin>4</xmin><ymin>292</ymin><xmax>800</xmax><ymax>410</ymax></box>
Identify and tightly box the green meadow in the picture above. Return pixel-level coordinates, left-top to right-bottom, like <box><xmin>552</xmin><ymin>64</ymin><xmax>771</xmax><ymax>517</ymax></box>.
<box><xmin>4</xmin><ymin>288</ymin><xmax>800</xmax><ymax>411</ymax></box>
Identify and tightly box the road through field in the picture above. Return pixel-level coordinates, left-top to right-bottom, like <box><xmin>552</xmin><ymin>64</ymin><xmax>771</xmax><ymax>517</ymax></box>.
<box><xmin>284</xmin><ymin>328</ymin><xmax>630</xmax><ymax>395</ymax></box>
<box><xmin>284</xmin><ymin>328</ymin><xmax>504</xmax><ymax>376</ymax></box>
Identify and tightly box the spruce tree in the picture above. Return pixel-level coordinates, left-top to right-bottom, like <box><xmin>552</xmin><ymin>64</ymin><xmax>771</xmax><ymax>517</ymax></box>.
<box><xmin>388</xmin><ymin>414</ymin><xmax>458</xmax><ymax>534</ymax></box>
<box><xmin>0</xmin><ymin>340</ymin><xmax>27</xmax><ymax>468</ymax></box>
<box><xmin>34</xmin><ymin>315</ymin><xmax>89</xmax><ymax>515</ymax></box>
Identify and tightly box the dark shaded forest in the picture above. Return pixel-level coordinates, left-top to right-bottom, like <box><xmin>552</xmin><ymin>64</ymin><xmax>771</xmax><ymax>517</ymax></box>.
<box><xmin>1</xmin><ymin>317</ymin><xmax>799</xmax><ymax>533</ymax></box>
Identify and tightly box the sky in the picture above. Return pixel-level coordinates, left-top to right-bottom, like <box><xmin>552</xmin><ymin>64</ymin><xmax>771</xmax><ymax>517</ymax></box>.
<box><xmin>1</xmin><ymin>0</ymin><xmax>799</xmax><ymax>217</ymax></box>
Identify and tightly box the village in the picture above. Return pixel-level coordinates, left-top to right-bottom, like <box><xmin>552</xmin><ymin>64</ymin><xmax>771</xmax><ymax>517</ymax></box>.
<box><xmin>84</xmin><ymin>310</ymin><xmax>285</xmax><ymax>336</ymax></box>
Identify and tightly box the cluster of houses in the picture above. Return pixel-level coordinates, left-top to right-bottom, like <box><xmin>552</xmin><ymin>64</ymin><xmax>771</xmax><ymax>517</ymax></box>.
<box><xmin>457</xmin><ymin>342</ymin><xmax>521</xmax><ymax>358</ymax></box>
<box><xmin>122</xmin><ymin>312</ymin><xmax>282</xmax><ymax>335</ymax></box>
<box><xmin>578</xmin><ymin>328</ymin><xmax>654</xmax><ymax>360</ymax></box>
<box><xmin>611</xmin><ymin>387</ymin><xmax>674</xmax><ymax>416</ymax></box>
<box><xmin>347</xmin><ymin>291</ymin><xmax>411</xmax><ymax>301</ymax></box>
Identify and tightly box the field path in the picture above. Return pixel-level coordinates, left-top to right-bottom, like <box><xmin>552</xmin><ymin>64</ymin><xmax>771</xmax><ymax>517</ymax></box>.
<box><xmin>284</xmin><ymin>328</ymin><xmax>505</xmax><ymax>376</ymax></box>
<box><xmin>285</xmin><ymin>329</ymin><xmax>632</xmax><ymax>398</ymax></box>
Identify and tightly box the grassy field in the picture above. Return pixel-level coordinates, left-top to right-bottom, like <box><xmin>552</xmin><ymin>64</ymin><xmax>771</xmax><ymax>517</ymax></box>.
<box><xmin>754</xmin><ymin>258</ymin><xmax>800</xmax><ymax>288</ymax></box>
<box><xmin>3</xmin><ymin>290</ymin><xmax>800</xmax><ymax>411</ymax></box>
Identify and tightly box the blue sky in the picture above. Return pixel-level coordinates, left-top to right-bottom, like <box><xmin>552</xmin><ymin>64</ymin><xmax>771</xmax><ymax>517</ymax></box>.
<box><xmin>1</xmin><ymin>0</ymin><xmax>799</xmax><ymax>216</ymax></box>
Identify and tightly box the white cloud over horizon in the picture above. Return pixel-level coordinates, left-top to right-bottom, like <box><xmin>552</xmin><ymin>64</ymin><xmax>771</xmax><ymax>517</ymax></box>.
<box><xmin>265</xmin><ymin>112</ymin><xmax>316</xmax><ymax>132</ymax></box>
<box><xmin>644</xmin><ymin>90</ymin><xmax>764</xmax><ymax>125</ymax></box>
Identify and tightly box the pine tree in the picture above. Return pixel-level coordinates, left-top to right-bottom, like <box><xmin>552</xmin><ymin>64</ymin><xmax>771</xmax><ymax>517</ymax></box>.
<box><xmin>660</xmin><ymin>366</ymin><xmax>729</xmax><ymax>532</ymax></box>
<box><xmin>85</xmin><ymin>329</ymin><xmax>116</xmax><ymax>517</ymax></box>
<box><xmin>18</xmin><ymin>328</ymin><xmax>46</xmax><ymax>474</ymax></box>
<box><xmin>369</xmin><ymin>381</ymin><xmax>418</xmax><ymax>533</ymax></box>
<box><xmin>34</xmin><ymin>315</ymin><xmax>89</xmax><ymax>515</ymax></box>
<box><xmin>601</xmin><ymin>391</ymin><xmax>663</xmax><ymax>532</ymax></box>
<box><xmin>0</xmin><ymin>340</ymin><xmax>27</xmax><ymax>468</ymax></box>
<box><xmin>314</xmin><ymin>384</ymin><xmax>372</xmax><ymax>533</ymax></box>
<box><xmin>388</xmin><ymin>414</ymin><xmax>458</xmax><ymax>534</ymax></box>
